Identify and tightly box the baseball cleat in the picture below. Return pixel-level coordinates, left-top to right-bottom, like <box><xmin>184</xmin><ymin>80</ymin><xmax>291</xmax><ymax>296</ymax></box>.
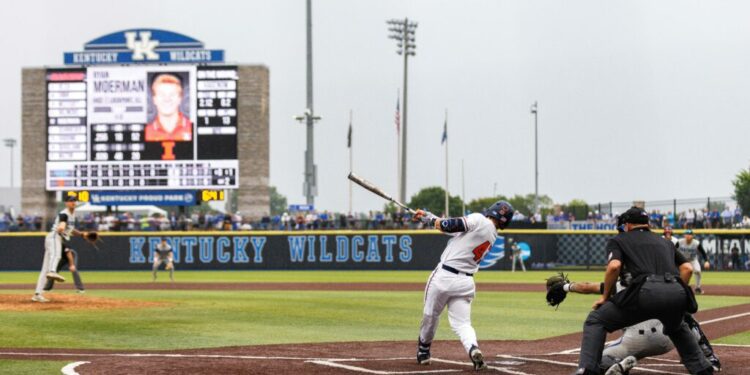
<box><xmin>46</xmin><ymin>272</ymin><xmax>66</xmax><ymax>282</ymax></box>
<box><xmin>417</xmin><ymin>350</ymin><xmax>431</xmax><ymax>365</ymax></box>
<box><xmin>77</xmin><ymin>289</ymin><xmax>86</xmax><ymax>294</ymax></box>
<box><xmin>605</xmin><ymin>355</ymin><xmax>637</xmax><ymax>375</ymax></box>
<box><xmin>469</xmin><ymin>345</ymin><xmax>487</xmax><ymax>371</ymax></box>
<box><xmin>31</xmin><ymin>294</ymin><xmax>49</xmax><ymax>303</ymax></box>
<box><xmin>695</xmin><ymin>287</ymin><xmax>704</xmax><ymax>295</ymax></box>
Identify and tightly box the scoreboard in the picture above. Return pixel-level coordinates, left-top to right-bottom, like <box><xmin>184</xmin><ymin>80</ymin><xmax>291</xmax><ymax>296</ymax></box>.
<box><xmin>46</xmin><ymin>65</ymin><xmax>238</xmax><ymax>191</ymax></box>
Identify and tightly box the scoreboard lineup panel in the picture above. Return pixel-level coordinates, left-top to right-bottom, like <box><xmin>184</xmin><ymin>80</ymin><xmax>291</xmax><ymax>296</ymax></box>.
<box><xmin>46</xmin><ymin>65</ymin><xmax>239</xmax><ymax>190</ymax></box>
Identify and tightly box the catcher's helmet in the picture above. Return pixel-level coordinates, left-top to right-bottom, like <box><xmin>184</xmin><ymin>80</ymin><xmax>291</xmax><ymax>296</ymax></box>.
<box><xmin>485</xmin><ymin>201</ymin><xmax>514</xmax><ymax>229</ymax></box>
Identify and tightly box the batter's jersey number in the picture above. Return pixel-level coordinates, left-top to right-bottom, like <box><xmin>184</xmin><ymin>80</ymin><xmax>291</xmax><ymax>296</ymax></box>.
<box><xmin>472</xmin><ymin>241</ymin><xmax>491</xmax><ymax>263</ymax></box>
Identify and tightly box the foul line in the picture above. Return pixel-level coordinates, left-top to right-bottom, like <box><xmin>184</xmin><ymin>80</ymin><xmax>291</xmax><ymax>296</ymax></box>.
<box><xmin>699</xmin><ymin>312</ymin><xmax>750</xmax><ymax>325</ymax></box>
<box><xmin>713</xmin><ymin>343</ymin><xmax>750</xmax><ymax>348</ymax></box>
<box><xmin>497</xmin><ymin>355</ymin><xmax>685</xmax><ymax>375</ymax></box>
<box><xmin>307</xmin><ymin>360</ymin><xmax>460</xmax><ymax>374</ymax></box>
<box><xmin>61</xmin><ymin>361</ymin><xmax>89</xmax><ymax>375</ymax></box>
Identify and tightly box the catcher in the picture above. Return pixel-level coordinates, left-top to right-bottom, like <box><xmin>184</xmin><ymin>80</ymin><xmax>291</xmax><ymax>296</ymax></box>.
<box><xmin>152</xmin><ymin>238</ymin><xmax>175</xmax><ymax>282</ymax></box>
<box><xmin>546</xmin><ymin>273</ymin><xmax>721</xmax><ymax>374</ymax></box>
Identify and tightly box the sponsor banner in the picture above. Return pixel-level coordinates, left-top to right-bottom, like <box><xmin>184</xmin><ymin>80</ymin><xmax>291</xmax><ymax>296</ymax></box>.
<box><xmin>89</xmin><ymin>190</ymin><xmax>197</xmax><ymax>206</ymax></box>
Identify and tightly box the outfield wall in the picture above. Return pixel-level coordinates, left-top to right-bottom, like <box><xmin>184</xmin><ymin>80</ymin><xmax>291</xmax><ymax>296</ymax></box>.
<box><xmin>1</xmin><ymin>230</ymin><xmax>749</xmax><ymax>271</ymax></box>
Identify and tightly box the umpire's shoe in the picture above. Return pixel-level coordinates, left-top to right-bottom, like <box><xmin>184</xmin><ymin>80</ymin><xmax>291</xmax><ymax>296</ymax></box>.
<box><xmin>605</xmin><ymin>355</ymin><xmax>637</xmax><ymax>375</ymax></box>
<box><xmin>46</xmin><ymin>272</ymin><xmax>65</xmax><ymax>282</ymax></box>
<box><xmin>469</xmin><ymin>345</ymin><xmax>487</xmax><ymax>371</ymax></box>
<box><xmin>417</xmin><ymin>338</ymin><xmax>431</xmax><ymax>365</ymax></box>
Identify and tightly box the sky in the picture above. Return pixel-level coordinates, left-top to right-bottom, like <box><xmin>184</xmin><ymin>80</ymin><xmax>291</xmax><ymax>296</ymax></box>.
<box><xmin>1</xmin><ymin>0</ymin><xmax>748</xmax><ymax>213</ymax></box>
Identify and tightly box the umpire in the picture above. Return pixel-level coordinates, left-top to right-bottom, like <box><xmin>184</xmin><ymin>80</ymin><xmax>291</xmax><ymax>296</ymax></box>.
<box><xmin>575</xmin><ymin>207</ymin><xmax>713</xmax><ymax>375</ymax></box>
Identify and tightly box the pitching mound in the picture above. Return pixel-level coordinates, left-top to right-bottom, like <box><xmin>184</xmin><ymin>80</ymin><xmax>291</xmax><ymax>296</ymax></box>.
<box><xmin>0</xmin><ymin>293</ymin><xmax>166</xmax><ymax>312</ymax></box>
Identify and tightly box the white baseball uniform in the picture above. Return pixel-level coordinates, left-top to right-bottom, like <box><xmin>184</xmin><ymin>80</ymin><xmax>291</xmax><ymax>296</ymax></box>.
<box><xmin>419</xmin><ymin>213</ymin><xmax>497</xmax><ymax>353</ymax></box>
<box><xmin>152</xmin><ymin>242</ymin><xmax>174</xmax><ymax>281</ymax></box>
<box><xmin>677</xmin><ymin>238</ymin><xmax>706</xmax><ymax>289</ymax></box>
<box><xmin>35</xmin><ymin>208</ymin><xmax>77</xmax><ymax>295</ymax></box>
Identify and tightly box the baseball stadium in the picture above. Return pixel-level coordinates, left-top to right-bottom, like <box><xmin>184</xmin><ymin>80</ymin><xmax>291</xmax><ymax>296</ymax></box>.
<box><xmin>2</xmin><ymin>1</ymin><xmax>750</xmax><ymax>375</ymax></box>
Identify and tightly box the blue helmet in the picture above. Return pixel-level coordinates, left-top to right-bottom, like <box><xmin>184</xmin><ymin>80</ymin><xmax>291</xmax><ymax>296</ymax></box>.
<box><xmin>485</xmin><ymin>201</ymin><xmax>514</xmax><ymax>229</ymax></box>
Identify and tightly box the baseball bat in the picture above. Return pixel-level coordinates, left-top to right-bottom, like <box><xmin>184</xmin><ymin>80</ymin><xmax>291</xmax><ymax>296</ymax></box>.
<box><xmin>347</xmin><ymin>172</ymin><xmax>416</xmax><ymax>214</ymax></box>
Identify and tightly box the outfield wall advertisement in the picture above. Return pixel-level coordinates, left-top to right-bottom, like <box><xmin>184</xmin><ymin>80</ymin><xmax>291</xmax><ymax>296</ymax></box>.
<box><xmin>1</xmin><ymin>231</ymin><xmax>748</xmax><ymax>271</ymax></box>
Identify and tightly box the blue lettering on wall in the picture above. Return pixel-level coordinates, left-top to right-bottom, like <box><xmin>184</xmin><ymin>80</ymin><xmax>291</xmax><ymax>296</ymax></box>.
<box><xmin>182</xmin><ymin>237</ymin><xmax>197</xmax><ymax>263</ymax></box>
<box><xmin>366</xmin><ymin>235</ymin><xmax>381</xmax><ymax>262</ymax></box>
<box><xmin>336</xmin><ymin>235</ymin><xmax>349</xmax><ymax>262</ymax></box>
<box><xmin>289</xmin><ymin>236</ymin><xmax>306</xmax><ymax>262</ymax></box>
<box><xmin>233</xmin><ymin>237</ymin><xmax>250</xmax><ymax>263</ymax></box>
<box><xmin>199</xmin><ymin>237</ymin><xmax>214</xmax><ymax>263</ymax></box>
<box><xmin>399</xmin><ymin>235</ymin><xmax>413</xmax><ymax>262</ymax></box>
<box><xmin>129</xmin><ymin>237</ymin><xmax>146</xmax><ymax>263</ymax></box>
<box><xmin>307</xmin><ymin>235</ymin><xmax>317</xmax><ymax>262</ymax></box>
<box><xmin>167</xmin><ymin>237</ymin><xmax>181</xmax><ymax>262</ymax></box>
<box><xmin>216</xmin><ymin>237</ymin><xmax>231</xmax><ymax>263</ymax></box>
<box><xmin>148</xmin><ymin>237</ymin><xmax>162</xmax><ymax>263</ymax></box>
<box><xmin>352</xmin><ymin>235</ymin><xmax>365</xmax><ymax>262</ymax></box>
<box><xmin>319</xmin><ymin>236</ymin><xmax>332</xmax><ymax>262</ymax></box>
<box><xmin>382</xmin><ymin>235</ymin><xmax>397</xmax><ymax>262</ymax></box>
<box><xmin>250</xmin><ymin>237</ymin><xmax>266</xmax><ymax>263</ymax></box>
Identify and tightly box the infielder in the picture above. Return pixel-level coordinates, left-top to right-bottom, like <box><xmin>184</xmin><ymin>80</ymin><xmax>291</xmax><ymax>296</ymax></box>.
<box><xmin>44</xmin><ymin>247</ymin><xmax>85</xmax><ymax>293</ymax></box>
<box><xmin>152</xmin><ymin>238</ymin><xmax>175</xmax><ymax>282</ymax></box>
<box><xmin>33</xmin><ymin>195</ymin><xmax>83</xmax><ymax>302</ymax></box>
<box><xmin>509</xmin><ymin>238</ymin><xmax>526</xmax><ymax>272</ymax></box>
<box><xmin>677</xmin><ymin>229</ymin><xmax>710</xmax><ymax>294</ymax></box>
<box><xmin>414</xmin><ymin>201</ymin><xmax>514</xmax><ymax>371</ymax></box>
<box><xmin>554</xmin><ymin>280</ymin><xmax>721</xmax><ymax>373</ymax></box>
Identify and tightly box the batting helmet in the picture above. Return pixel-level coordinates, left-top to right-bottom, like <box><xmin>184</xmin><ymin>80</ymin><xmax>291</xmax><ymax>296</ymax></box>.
<box><xmin>485</xmin><ymin>201</ymin><xmax>514</xmax><ymax>229</ymax></box>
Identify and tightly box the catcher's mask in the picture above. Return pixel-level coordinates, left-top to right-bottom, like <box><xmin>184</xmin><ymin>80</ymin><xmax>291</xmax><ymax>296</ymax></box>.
<box><xmin>485</xmin><ymin>201</ymin><xmax>514</xmax><ymax>229</ymax></box>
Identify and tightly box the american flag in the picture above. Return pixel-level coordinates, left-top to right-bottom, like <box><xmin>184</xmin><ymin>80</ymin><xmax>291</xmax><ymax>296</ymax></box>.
<box><xmin>395</xmin><ymin>97</ymin><xmax>400</xmax><ymax>134</ymax></box>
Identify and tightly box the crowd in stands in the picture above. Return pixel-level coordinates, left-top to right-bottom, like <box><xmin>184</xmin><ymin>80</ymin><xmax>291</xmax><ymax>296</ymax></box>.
<box><xmin>0</xmin><ymin>206</ymin><xmax>746</xmax><ymax>232</ymax></box>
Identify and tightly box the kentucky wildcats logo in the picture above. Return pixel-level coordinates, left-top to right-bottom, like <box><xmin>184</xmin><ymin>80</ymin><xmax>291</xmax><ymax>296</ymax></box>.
<box><xmin>479</xmin><ymin>237</ymin><xmax>506</xmax><ymax>268</ymax></box>
<box><xmin>479</xmin><ymin>237</ymin><xmax>532</xmax><ymax>269</ymax></box>
<box><xmin>125</xmin><ymin>31</ymin><xmax>159</xmax><ymax>60</ymax></box>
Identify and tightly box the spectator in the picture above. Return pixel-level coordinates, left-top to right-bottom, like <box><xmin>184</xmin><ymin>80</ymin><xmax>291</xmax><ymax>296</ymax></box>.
<box><xmin>721</xmin><ymin>208</ymin><xmax>733</xmax><ymax>228</ymax></box>
<box><xmin>281</xmin><ymin>212</ymin><xmax>290</xmax><ymax>230</ymax></box>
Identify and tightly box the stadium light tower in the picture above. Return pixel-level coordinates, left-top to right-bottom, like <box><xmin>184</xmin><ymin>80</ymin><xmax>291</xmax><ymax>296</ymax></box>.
<box><xmin>387</xmin><ymin>18</ymin><xmax>417</xmax><ymax>205</ymax></box>
<box><xmin>530</xmin><ymin>101</ymin><xmax>539</xmax><ymax>214</ymax></box>
<box><xmin>3</xmin><ymin>138</ymin><xmax>16</xmax><ymax>188</ymax></box>
<box><xmin>295</xmin><ymin>0</ymin><xmax>321</xmax><ymax>206</ymax></box>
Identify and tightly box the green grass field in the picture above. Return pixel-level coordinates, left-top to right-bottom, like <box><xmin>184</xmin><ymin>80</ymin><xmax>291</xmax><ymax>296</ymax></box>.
<box><xmin>1</xmin><ymin>270</ymin><xmax>748</xmax><ymax>372</ymax></box>
<box><xmin>2</xmin><ymin>269</ymin><xmax>749</xmax><ymax>285</ymax></box>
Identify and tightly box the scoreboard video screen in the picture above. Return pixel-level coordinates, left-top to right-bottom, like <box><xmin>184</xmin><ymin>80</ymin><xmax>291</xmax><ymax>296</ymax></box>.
<box><xmin>46</xmin><ymin>65</ymin><xmax>238</xmax><ymax>191</ymax></box>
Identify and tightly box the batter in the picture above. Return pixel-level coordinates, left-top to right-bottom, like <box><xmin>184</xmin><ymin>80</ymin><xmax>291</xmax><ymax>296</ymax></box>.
<box><xmin>414</xmin><ymin>201</ymin><xmax>514</xmax><ymax>371</ymax></box>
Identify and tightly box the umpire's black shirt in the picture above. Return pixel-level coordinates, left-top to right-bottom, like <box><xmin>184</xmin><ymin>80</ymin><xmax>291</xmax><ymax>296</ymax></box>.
<box><xmin>606</xmin><ymin>227</ymin><xmax>689</xmax><ymax>278</ymax></box>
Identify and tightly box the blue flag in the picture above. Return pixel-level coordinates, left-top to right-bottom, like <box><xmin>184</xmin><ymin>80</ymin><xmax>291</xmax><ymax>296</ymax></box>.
<box><xmin>441</xmin><ymin>119</ymin><xmax>447</xmax><ymax>144</ymax></box>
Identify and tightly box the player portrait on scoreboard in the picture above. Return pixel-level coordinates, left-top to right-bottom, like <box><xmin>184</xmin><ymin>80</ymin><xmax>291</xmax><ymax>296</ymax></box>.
<box><xmin>145</xmin><ymin>72</ymin><xmax>193</xmax><ymax>142</ymax></box>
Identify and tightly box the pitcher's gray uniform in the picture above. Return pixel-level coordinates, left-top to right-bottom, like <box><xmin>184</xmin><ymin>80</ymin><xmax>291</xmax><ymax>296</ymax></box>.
<box><xmin>33</xmin><ymin>207</ymin><xmax>78</xmax><ymax>300</ymax></box>
<box><xmin>677</xmin><ymin>230</ymin><xmax>709</xmax><ymax>293</ymax></box>
<box><xmin>152</xmin><ymin>240</ymin><xmax>174</xmax><ymax>281</ymax></box>
<box><xmin>416</xmin><ymin>200</ymin><xmax>514</xmax><ymax>371</ymax></box>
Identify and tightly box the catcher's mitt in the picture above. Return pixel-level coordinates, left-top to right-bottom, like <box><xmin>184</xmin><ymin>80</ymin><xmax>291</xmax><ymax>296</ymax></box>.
<box><xmin>545</xmin><ymin>272</ymin><xmax>570</xmax><ymax>309</ymax></box>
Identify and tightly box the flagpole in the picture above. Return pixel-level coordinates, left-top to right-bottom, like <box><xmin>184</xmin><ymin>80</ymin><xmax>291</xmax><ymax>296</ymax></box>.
<box><xmin>461</xmin><ymin>159</ymin><xmax>465</xmax><ymax>215</ymax></box>
<box><xmin>348</xmin><ymin>109</ymin><xmax>353</xmax><ymax>214</ymax></box>
<box><xmin>396</xmin><ymin>90</ymin><xmax>401</xmax><ymax>208</ymax></box>
<box><xmin>444</xmin><ymin>109</ymin><xmax>449</xmax><ymax>217</ymax></box>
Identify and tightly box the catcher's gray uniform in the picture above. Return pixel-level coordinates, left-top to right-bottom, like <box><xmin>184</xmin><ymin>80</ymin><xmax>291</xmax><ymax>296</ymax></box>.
<box><xmin>35</xmin><ymin>208</ymin><xmax>77</xmax><ymax>296</ymax></box>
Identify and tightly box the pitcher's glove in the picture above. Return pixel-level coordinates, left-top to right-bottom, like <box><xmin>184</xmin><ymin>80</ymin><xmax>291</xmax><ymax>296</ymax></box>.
<box><xmin>82</xmin><ymin>231</ymin><xmax>101</xmax><ymax>249</ymax></box>
<box><xmin>545</xmin><ymin>272</ymin><xmax>570</xmax><ymax>309</ymax></box>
